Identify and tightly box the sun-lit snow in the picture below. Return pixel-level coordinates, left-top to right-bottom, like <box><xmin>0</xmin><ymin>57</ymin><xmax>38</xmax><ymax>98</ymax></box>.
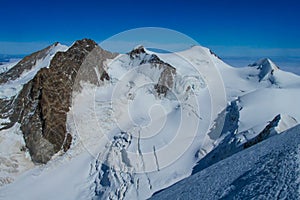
<box><xmin>150</xmin><ymin>124</ymin><xmax>300</xmax><ymax>200</ymax></box>
<box><xmin>0</xmin><ymin>123</ymin><xmax>34</xmax><ymax>187</ymax></box>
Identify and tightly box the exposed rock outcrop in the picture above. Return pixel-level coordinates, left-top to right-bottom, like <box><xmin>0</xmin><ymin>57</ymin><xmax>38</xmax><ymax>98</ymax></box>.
<box><xmin>128</xmin><ymin>46</ymin><xmax>176</xmax><ymax>96</ymax></box>
<box><xmin>244</xmin><ymin>114</ymin><xmax>297</xmax><ymax>149</ymax></box>
<box><xmin>0</xmin><ymin>39</ymin><xmax>117</xmax><ymax>163</ymax></box>
<box><xmin>249</xmin><ymin>58</ymin><xmax>279</xmax><ymax>83</ymax></box>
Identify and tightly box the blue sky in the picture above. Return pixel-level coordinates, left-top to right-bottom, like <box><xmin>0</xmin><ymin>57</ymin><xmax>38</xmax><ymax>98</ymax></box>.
<box><xmin>1</xmin><ymin>0</ymin><xmax>300</xmax><ymax>72</ymax></box>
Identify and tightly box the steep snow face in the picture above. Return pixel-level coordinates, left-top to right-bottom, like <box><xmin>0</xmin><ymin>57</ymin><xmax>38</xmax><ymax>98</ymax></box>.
<box><xmin>151</xmin><ymin>124</ymin><xmax>300</xmax><ymax>200</ymax></box>
<box><xmin>0</xmin><ymin>43</ymin><xmax>68</xmax><ymax>99</ymax></box>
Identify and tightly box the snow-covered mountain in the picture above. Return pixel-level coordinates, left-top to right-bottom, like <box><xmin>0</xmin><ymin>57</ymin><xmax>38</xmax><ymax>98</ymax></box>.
<box><xmin>0</xmin><ymin>39</ymin><xmax>299</xmax><ymax>199</ymax></box>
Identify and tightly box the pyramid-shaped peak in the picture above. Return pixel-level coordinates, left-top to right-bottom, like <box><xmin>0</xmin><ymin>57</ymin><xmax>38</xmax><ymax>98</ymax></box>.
<box><xmin>249</xmin><ymin>58</ymin><xmax>280</xmax><ymax>82</ymax></box>
<box><xmin>250</xmin><ymin>58</ymin><xmax>279</xmax><ymax>70</ymax></box>
<box><xmin>127</xmin><ymin>45</ymin><xmax>147</xmax><ymax>59</ymax></box>
<box><xmin>130</xmin><ymin>45</ymin><xmax>146</xmax><ymax>54</ymax></box>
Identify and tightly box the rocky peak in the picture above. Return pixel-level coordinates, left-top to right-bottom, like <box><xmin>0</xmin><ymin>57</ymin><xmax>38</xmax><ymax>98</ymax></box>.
<box><xmin>0</xmin><ymin>39</ymin><xmax>117</xmax><ymax>164</ymax></box>
<box><xmin>128</xmin><ymin>45</ymin><xmax>146</xmax><ymax>59</ymax></box>
<box><xmin>0</xmin><ymin>42</ymin><xmax>66</xmax><ymax>84</ymax></box>
<box><xmin>249</xmin><ymin>58</ymin><xmax>279</xmax><ymax>82</ymax></box>
<box><xmin>71</xmin><ymin>38</ymin><xmax>98</xmax><ymax>52</ymax></box>
<box><xmin>250</xmin><ymin>58</ymin><xmax>279</xmax><ymax>70</ymax></box>
<box><xmin>127</xmin><ymin>46</ymin><xmax>176</xmax><ymax>96</ymax></box>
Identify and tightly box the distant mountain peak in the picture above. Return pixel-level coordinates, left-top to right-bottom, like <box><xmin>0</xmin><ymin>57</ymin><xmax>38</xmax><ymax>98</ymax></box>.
<box><xmin>249</xmin><ymin>58</ymin><xmax>280</xmax><ymax>82</ymax></box>
<box><xmin>250</xmin><ymin>58</ymin><xmax>279</xmax><ymax>70</ymax></box>
<box><xmin>128</xmin><ymin>45</ymin><xmax>146</xmax><ymax>58</ymax></box>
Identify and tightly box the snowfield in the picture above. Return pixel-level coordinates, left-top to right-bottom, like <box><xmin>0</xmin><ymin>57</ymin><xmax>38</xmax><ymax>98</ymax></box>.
<box><xmin>0</xmin><ymin>42</ymin><xmax>300</xmax><ymax>200</ymax></box>
<box><xmin>151</xmin><ymin>124</ymin><xmax>300</xmax><ymax>200</ymax></box>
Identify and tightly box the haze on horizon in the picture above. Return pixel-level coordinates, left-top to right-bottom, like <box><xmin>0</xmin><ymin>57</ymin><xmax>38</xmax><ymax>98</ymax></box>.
<box><xmin>1</xmin><ymin>0</ymin><xmax>299</xmax><ymax>74</ymax></box>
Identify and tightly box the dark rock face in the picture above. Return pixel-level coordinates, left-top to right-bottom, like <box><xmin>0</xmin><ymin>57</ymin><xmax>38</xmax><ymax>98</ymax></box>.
<box><xmin>148</xmin><ymin>54</ymin><xmax>176</xmax><ymax>96</ymax></box>
<box><xmin>20</xmin><ymin>40</ymin><xmax>95</xmax><ymax>163</ymax></box>
<box><xmin>0</xmin><ymin>43</ymin><xmax>62</xmax><ymax>130</ymax></box>
<box><xmin>243</xmin><ymin>114</ymin><xmax>281</xmax><ymax>149</ymax></box>
<box><xmin>129</xmin><ymin>46</ymin><xmax>146</xmax><ymax>59</ymax></box>
<box><xmin>0</xmin><ymin>39</ymin><xmax>117</xmax><ymax>163</ymax></box>
<box><xmin>155</xmin><ymin>66</ymin><xmax>176</xmax><ymax>97</ymax></box>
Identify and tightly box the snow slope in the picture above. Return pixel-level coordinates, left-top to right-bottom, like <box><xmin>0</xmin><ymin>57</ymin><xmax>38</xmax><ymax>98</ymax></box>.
<box><xmin>150</xmin><ymin>124</ymin><xmax>300</xmax><ymax>200</ymax></box>
<box><xmin>0</xmin><ymin>123</ymin><xmax>34</xmax><ymax>187</ymax></box>
<box><xmin>69</xmin><ymin>46</ymin><xmax>215</xmax><ymax>199</ymax></box>
<box><xmin>0</xmin><ymin>148</ymin><xmax>95</xmax><ymax>200</ymax></box>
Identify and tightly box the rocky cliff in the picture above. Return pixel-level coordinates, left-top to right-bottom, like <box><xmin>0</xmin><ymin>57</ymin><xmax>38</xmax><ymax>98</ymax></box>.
<box><xmin>0</xmin><ymin>39</ymin><xmax>117</xmax><ymax>163</ymax></box>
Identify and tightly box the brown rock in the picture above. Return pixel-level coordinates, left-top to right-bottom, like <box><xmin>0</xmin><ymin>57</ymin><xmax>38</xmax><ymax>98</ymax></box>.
<box><xmin>1</xmin><ymin>39</ymin><xmax>117</xmax><ymax>163</ymax></box>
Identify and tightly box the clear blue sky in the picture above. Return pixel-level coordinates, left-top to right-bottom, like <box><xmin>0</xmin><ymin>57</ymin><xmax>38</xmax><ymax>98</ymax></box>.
<box><xmin>1</xmin><ymin>0</ymin><xmax>300</xmax><ymax>72</ymax></box>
